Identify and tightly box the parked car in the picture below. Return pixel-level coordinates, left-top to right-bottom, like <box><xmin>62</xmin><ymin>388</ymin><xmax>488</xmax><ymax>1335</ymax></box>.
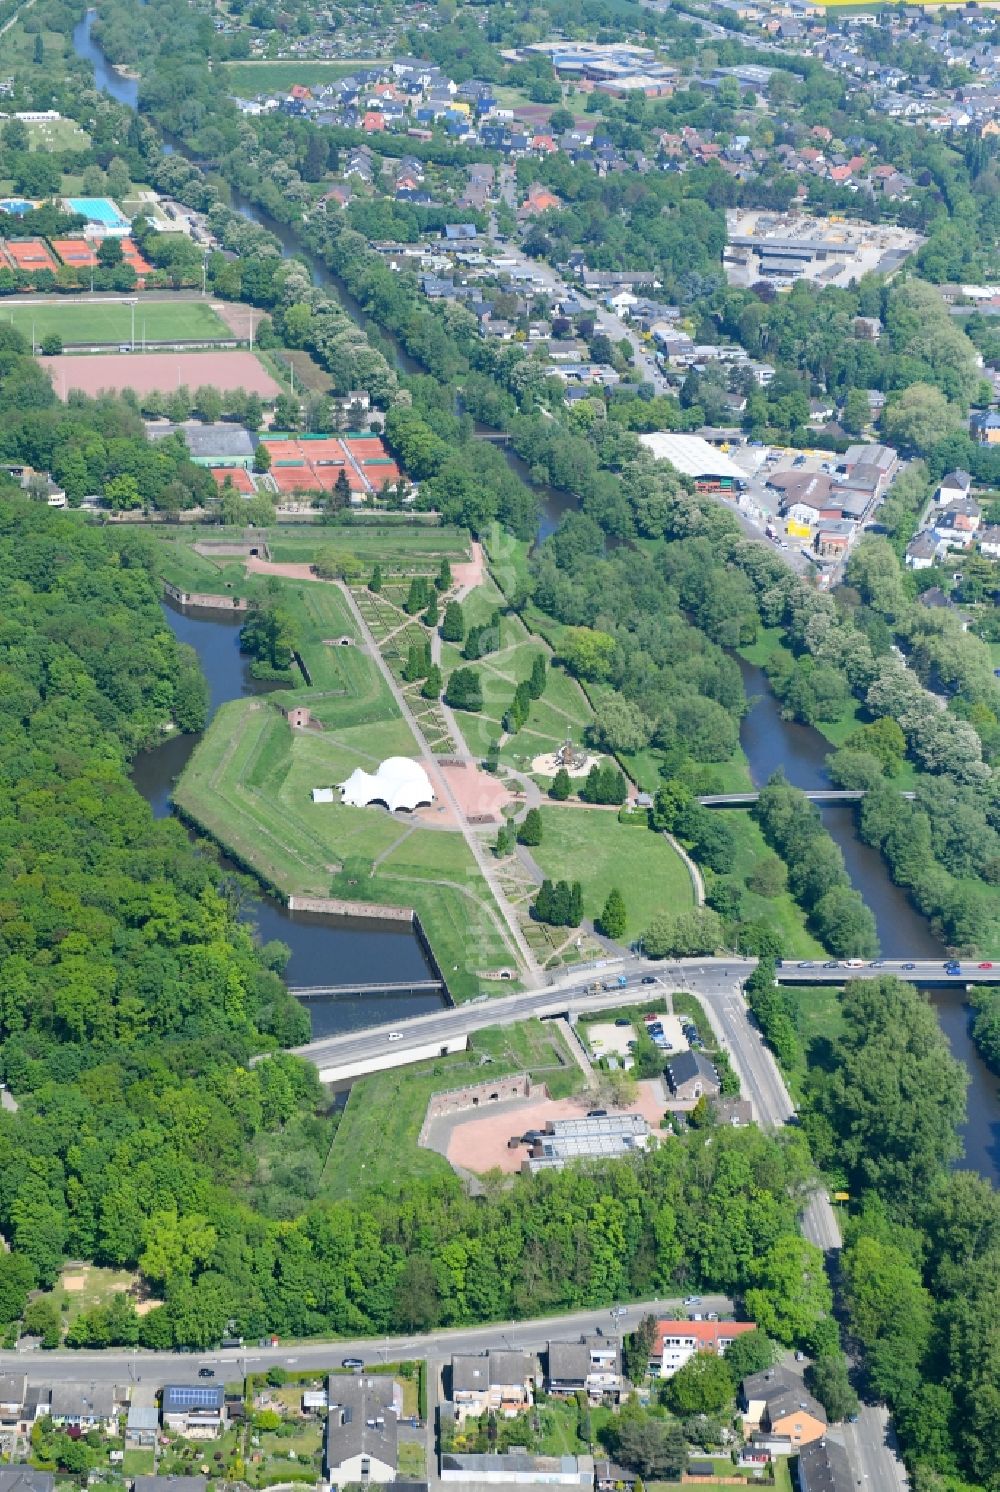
<box><xmin>198</xmin><ymin>1368</ymin><xmax>215</xmax><ymax>1378</ymax></box>
<box><xmin>683</xmin><ymin>1295</ymin><xmax>701</xmax><ymax>1306</ymax></box>
<box><xmin>587</xmin><ymin>1109</ymin><xmax>608</xmax><ymax>1118</ymax></box>
<box><xmin>614</xmin><ymin>1018</ymin><xmax>631</xmax><ymax>1027</ymax></box>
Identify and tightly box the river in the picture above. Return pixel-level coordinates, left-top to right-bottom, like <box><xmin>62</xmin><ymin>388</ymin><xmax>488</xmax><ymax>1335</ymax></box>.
<box><xmin>75</xmin><ymin>11</ymin><xmax>1000</xmax><ymax>1179</ymax></box>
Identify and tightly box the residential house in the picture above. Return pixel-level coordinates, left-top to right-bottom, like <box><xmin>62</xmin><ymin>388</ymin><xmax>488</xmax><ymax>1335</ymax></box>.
<box><xmin>440</xmin><ymin>1452</ymin><xmax>593</xmax><ymax>1487</ymax></box>
<box><xmin>161</xmin><ymin>1385</ymin><xmax>227</xmax><ymax>1439</ymax></box>
<box><xmin>134</xmin><ymin>1479</ymin><xmax>206</xmax><ymax>1492</ymax></box>
<box><xmin>594</xmin><ymin>1463</ymin><xmax>638</xmax><ymax>1492</ymax></box>
<box><xmin>934</xmin><ymin>498</ymin><xmax>982</xmax><ymax>547</ymax></box>
<box><xmin>906</xmin><ymin>530</ymin><xmax>945</xmax><ymax>570</ymax></box>
<box><xmin>740</xmin><ymin>1369</ymin><xmax>827</xmax><ymax>1450</ymax></box>
<box><xmin>0</xmin><ymin>1375</ymin><xmax>26</xmax><ymax>1438</ymax></box>
<box><xmin>814</xmin><ymin>519</ymin><xmax>856</xmax><ymax>562</ymax></box>
<box><xmin>935</xmin><ymin>469</ymin><xmax>972</xmax><ymax>506</ymax></box>
<box><xmin>713</xmin><ymin>1096</ymin><xmax>754</xmax><ymax>1127</ymax></box>
<box><xmin>666</xmin><ymin>1050</ymin><xmax>721</xmax><ymax>1102</ymax></box>
<box><xmin>324</xmin><ymin>1375</ymin><xmax>399</xmax><ymax>1489</ymax></box>
<box><xmin>48</xmin><ymin>1384</ymin><xmax>117</xmax><ymax>1434</ymax></box>
<box><xmin>0</xmin><ymin>1473</ymin><xmax>54</xmax><ymax>1492</ymax></box>
<box><xmin>971</xmin><ymin>410</ymin><xmax>1000</xmax><ymax>444</ymax></box>
<box><xmin>650</xmin><ymin>1319</ymin><xmax>758</xmax><ymax>1378</ymax></box>
<box><xmin>796</xmin><ymin>1438</ymin><xmax>854</xmax><ymax>1492</ymax></box>
<box><xmin>449</xmin><ymin>1352</ymin><xmax>535</xmax><ymax>1420</ymax></box>
<box><xmin>125</xmin><ymin>1397</ymin><xmax>159</xmax><ymax>1449</ymax></box>
<box><xmin>546</xmin><ymin>1336</ymin><xmax>622</xmax><ymax>1399</ymax></box>
<box><xmin>979</xmin><ymin>524</ymin><xmax>1000</xmax><ymax>557</ymax></box>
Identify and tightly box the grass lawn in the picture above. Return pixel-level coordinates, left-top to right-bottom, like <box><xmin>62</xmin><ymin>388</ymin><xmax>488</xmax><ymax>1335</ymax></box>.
<box><xmin>707</xmin><ymin>811</ymin><xmax>826</xmax><ymax>960</ymax></box>
<box><xmin>1</xmin><ymin>300</ymin><xmax>229</xmax><ymax>346</ymax></box>
<box><xmin>271</xmin><ymin>525</ymin><xmax>470</xmax><ymax>571</ymax></box>
<box><xmin>31</xmin><ymin>1263</ymin><xmax>146</xmax><ymax>1338</ymax></box>
<box><xmin>150</xmin><ymin>532</ymin><xmax>263</xmax><ymax>597</ymax></box>
<box><xmin>175</xmin><ymin>698</ymin><xmax>519</xmax><ymax>998</ymax></box>
<box><xmin>530</xmin><ymin>808</ymin><xmax>694</xmax><ymax>940</ymax></box>
<box><xmin>323</xmin><ymin>1019</ymin><xmax>582</xmax><ymax>1196</ymax></box>
<box><xmin>398</xmin><ymin>1444</ymin><xmax>426</xmax><ymax>1479</ymax></box>
<box><xmin>122</xmin><ymin>1452</ymin><xmax>155</xmax><ymax>1476</ymax></box>
<box><xmin>220</xmin><ymin>59</ymin><xmax>389</xmax><ymax>90</ymax></box>
<box><xmin>25</xmin><ymin>116</ymin><xmax>90</xmax><ymax>150</ymax></box>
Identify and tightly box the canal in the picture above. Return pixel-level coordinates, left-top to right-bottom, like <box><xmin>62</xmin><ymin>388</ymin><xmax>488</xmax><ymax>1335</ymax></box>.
<box><xmin>76</xmin><ymin>10</ymin><xmax>999</xmax><ymax>1178</ymax></box>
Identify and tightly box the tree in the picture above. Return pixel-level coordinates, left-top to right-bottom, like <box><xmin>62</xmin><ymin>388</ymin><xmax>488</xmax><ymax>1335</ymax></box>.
<box><xmin>370</xmin><ymin>563</ymin><xmax>382</xmax><ymax>593</ymax></box>
<box><xmin>745</xmin><ymin>1235</ymin><xmax>834</xmax><ymax>1349</ymax></box>
<box><xmin>441</xmin><ymin>601</ymin><xmax>464</xmax><ymax>642</ymax></box>
<box><xmin>446</xmin><ymin>667</ymin><xmax>482</xmax><ymax>711</ymax></box>
<box><xmin>808</xmin><ymin>1353</ymin><xmax>859</xmax><ymax>1423</ymax></box>
<box><xmin>333</xmin><ymin>468</ymin><xmax>352</xmax><ymax>509</ymax></box>
<box><xmin>882</xmin><ymin>383</ymin><xmax>961</xmax><ymax>453</ymax></box>
<box><xmin>393</xmin><ymin>1256</ymin><xmax>440</xmax><ymax>1331</ymax></box>
<box><xmin>405</xmin><ymin>576</ymin><xmax>429</xmax><ymax>615</ymax></box>
<box><xmin>0</xmin><ymin>1253</ymin><xmax>34</xmax><ymax>1326</ymax></box>
<box><xmin>642</xmin><ymin>907</ymin><xmax>722</xmax><ymax>959</ymax></box>
<box><xmin>194</xmin><ymin>384</ymin><xmax>223</xmax><ymax>424</ymax></box>
<box><xmin>723</xmin><ymin>1329</ymin><xmax>776</xmax><ymax>1388</ymax></box>
<box><xmin>528</xmin><ymin>652</ymin><xmax>547</xmax><ymax>700</ymax></box>
<box><xmin>97</xmin><ymin>236</ymin><xmax>123</xmax><ymax>268</ymax></box>
<box><xmin>22</xmin><ymin>1296</ymin><xmax>61</xmax><ymax>1349</ymax></box>
<box><xmin>424</xmin><ymin>590</ymin><xmax>439</xmax><ymax>628</ymax></box>
<box><xmin>559</xmin><ymin>626</ymin><xmax>616</xmax><ymax>681</ymax></box>
<box><xmin>253</xmin><ymin>443</ymin><xmax>271</xmax><ymax>474</ymax></box>
<box><xmin>517</xmin><ymin>808</ymin><xmax>543</xmax><ymax>847</ymax></box>
<box><xmin>599</xmin><ymin>888</ymin><xmax>627</xmax><ymax>940</ymax></box>
<box><xmin>663</xmin><ymin>1352</ymin><xmax>734</xmax><ymax>1417</ymax></box>
<box><xmin>746</xmin><ymin>855</ymin><xmax>786</xmax><ymax>899</ymax></box>
<box><xmin>313</xmin><ymin>546</ymin><xmax>362</xmax><ymax>581</ymax></box>
<box><xmin>495</xmin><ymin>824</ymin><xmax>516</xmax><ymax>858</ymax></box>
<box><xmin>589</xmin><ymin>696</ymin><xmax>652</xmax><ymax>755</ymax></box>
<box><xmin>39</xmin><ymin>333</ymin><xmax>62</xmax><ymax>356</ymax></box>
<box><xmin>549</xmin><ymin>767</ymin><xmax>572</xmax><ymax>801</ymax></box>
<box><xmin>616</xmin><ymin>1413</ymin><xmax>687</xmax><ymax>1479</ymax></box>
<box><xmin>403</xmin><ymin>640</ymin><xmax>431</xmax><ymax>682</ymax></box>
<box><xmin>436</xmin><ymin>557</ymin><xmax>452</xmax><ymax>592</ymax></box>
<box><xmin>33</xmin><ymin>32</ymin><xmax>44</xmax><ymax>63</ymax></box>
<box><xmin>421</xmin><ymin>664</ymin><xmax>442</xmax><ymax>700</ymax></box>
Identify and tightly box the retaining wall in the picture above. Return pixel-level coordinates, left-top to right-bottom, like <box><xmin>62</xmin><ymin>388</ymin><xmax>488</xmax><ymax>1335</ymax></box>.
<box><xmin>163</xmin><ymin>580</ymin><xmax>250</xmax><ymax>610</ymax></box>
<box><xmin>287</xmin><ymin>894</ymin><xmax>414</xmax><ymax>922</ymax></box>
<box><xmin>421</xmin><ymin>1074</ymin><xmax>534</xmax><ymax>1139</ymax></box>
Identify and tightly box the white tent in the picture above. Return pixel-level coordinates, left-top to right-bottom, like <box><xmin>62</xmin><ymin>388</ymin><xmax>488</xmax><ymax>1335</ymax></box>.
<box><xmin>339</xmin><ymin>757</ymin><xmax>435</xmax><ymax>813</ymax></box>
<box><xmin>311</xmin><ymin>787</ymin><xmax>335</xmax><ymax>803</ymax></box>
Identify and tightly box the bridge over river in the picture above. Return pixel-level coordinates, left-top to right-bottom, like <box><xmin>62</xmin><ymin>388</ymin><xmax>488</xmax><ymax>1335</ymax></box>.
<box><xmin>697</xmin><ymin>789</ymin><xmax>917</xmax><ymax>807</ymax></box>
<box><xmin>279</xmin><ymin>956</ymin><xmax>1000</xmax><ymax>1082</ymax></box>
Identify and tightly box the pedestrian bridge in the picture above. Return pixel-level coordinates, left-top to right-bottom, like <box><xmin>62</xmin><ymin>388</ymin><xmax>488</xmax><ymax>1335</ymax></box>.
<box><xmin>697</xmin><ymin>789</ymin><xmax>917</xmax><ymax>807</ymax></box>
<box><xmin>288</xmin><ymin>979</ymin><xmax>446</xmax><ymax>1000</ymax></box>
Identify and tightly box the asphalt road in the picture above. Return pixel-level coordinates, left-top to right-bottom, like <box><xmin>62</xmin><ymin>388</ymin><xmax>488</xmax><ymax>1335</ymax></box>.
<box><xmin>290</xmin><ymin>956</ymin><xmax>993</xmax><ymax>1074</ymax></box>
<box><xmin>0</xmin><ymin>1297</ymin><xmax>730</xmax><ymax>1388</ymax></box>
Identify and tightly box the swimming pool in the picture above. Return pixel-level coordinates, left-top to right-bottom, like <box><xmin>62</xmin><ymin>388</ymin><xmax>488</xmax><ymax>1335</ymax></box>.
<box><xmin>0</xmin><ymin>199</ymin><xmax>34</xmax><ymax>216</ymax></box>
<box><xmin>64</xmin><ymin>196</ymin><xmax>129</xmax><ymax>227</ymax></box>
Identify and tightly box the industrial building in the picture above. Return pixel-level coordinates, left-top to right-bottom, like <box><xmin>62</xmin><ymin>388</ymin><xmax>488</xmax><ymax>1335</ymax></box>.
<box><xmin>522</xmin><ymin>1114</ymin><xmax>650</xmax><ymax>1171</ymax></box>
<box><xmin>723</xmin><ymin>210</ymin><xmax>921</xmax><ymax>289</ymax></box>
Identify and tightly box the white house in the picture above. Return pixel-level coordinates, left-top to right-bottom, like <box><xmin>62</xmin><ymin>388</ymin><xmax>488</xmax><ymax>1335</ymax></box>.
<box><xmin>324</xmin><ymin>1376</ymin><xmax>399</xmax><ymax>1490</ymax></box>
<box><xmin>979</xmin><ymin>524</ymin><xmax>1000</xmax><ymax>558</ymax></box>
<box><xmin>650</xmin><ymin>1319</ymin><xmax>759</xmax><ymax>1379</ymax></box>
<box><xmin>935</xmin><ymin>469</ymin><xmax>972</xmax><ymax>506</ymax></box>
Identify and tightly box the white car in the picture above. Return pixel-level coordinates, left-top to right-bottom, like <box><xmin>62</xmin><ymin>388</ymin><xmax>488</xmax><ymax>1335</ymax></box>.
<box><xmin>843</xmin><ymin>960</ymin><xmax>865</xmax><ymax>968</ymax></box>
<box><xmin>683</xmin><ymin>1295</ymin><xmax>701</xmax><ymax>1306</ymax></box>
<box><xmin>387</xmin><ymin>1031</ymin><xmax>403</xmax><ymax>1042</ymax></box>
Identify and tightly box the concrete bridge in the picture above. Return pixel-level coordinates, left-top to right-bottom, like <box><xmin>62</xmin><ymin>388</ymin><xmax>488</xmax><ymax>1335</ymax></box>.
<box><xmin>275</xmin><ymin>957</ymin><xmax>1000</xmax><ymax>1083</ymax></box>
<box><xmin>697</xmin><ymin>789</ymin><xmax>917</xmax><ymax>807</ymax></box>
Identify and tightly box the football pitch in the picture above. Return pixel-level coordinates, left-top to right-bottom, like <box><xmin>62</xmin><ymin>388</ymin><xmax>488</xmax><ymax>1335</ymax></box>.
<box><xmin>3</xmin><ymin>300</ymin><xmax>229</xmax><ymax>347</ymax></box>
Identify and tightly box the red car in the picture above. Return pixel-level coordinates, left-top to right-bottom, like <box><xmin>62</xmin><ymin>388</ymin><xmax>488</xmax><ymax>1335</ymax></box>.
<box><xmin>978</xmin><ymin>962</ymin><xmax>994</xmax><ymax>969</ymax></box>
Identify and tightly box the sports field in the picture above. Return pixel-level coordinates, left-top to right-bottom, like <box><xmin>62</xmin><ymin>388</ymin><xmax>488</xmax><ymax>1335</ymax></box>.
<box><xmin>2</xmin><ymin>300</ymin><xmax>229</xmax><ymax>346</ymax></box>
<box><xmin>43</xmin><ymin>348</ymin><xmax>281</xmax><ymax>400</ymax></box>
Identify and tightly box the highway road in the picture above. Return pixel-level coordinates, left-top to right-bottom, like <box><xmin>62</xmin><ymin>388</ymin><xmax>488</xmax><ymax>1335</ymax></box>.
<box><xmin>0</xmin><ymin>1298</ymin><xmax>730</xmax><ymax>1388</ymax></box>
<box><xmin>288</xmin><ymin>956</ymin><xmax>999</xmax><ymax>1076</ymax></box>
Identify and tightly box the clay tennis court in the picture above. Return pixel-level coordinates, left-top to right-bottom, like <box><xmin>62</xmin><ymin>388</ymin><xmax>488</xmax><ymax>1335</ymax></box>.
<box><xmin>210</xmin><ymin>466</ymin><xmax>255</xmax><ymax>493</ymax></box>
<box><xmin>42</xmin><ymin>349</ymin><xmax>281</xmax><ymax>401</ymax></box>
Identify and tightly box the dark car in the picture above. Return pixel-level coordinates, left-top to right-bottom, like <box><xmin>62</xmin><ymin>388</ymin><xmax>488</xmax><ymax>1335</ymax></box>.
<box><xmin>823</xmin><ymin>960</ymin><xmax>839</xmax><ymax>968</ymax></box>
<box><xmin>614</xmin><ymin>1018</ymin><xmax>631</xmax><ymax>1027</ymax></box>
<box><xmin>198</xmin><ymin>1368</ymin><xmax>215</xmax><ymax>1379</ymax></box>
<box><xmin>341</xmin><ymin>1358</ymin><xmax>364</xmax><ymax>1370</ymax></box>
<box><xmin>902</xmin><ymin>962</ymin><xmax>916</xmax><ymax>970</ymax></box>
<box><xmin>587</xmin><ymin>1108</ymin><xmax>608</xmax><ymax>1118</ymax></box>
<box><xmin>641</xmin><ymin>975</ymin><xmax>656</xmax><ymax>985</ymax></box>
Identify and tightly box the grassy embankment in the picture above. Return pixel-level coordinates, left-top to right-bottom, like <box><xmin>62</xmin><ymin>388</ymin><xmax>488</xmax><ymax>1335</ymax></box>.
<box><xmin>323</xmin><ymin>1019</ymin><xmax>582</xmax><ymax>1196</ymax></box>
<box><xmin>168</xmin><ymin>565</ymin><xmax>521</xmax><ymax>999</ymax></box>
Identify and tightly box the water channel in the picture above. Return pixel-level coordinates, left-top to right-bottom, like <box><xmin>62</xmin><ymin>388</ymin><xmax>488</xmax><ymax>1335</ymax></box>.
<box><xmin>76</xmin><ymin>11</ymin><xmax>1000</xmax><ymax>1179</ymax></box>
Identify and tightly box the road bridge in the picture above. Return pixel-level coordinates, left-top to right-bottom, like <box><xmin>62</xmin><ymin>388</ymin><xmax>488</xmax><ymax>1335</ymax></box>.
<box><xmin>278</xmin><ymin>957</ymin><xmax>1000</xmax><ymax>1082</ymax></box>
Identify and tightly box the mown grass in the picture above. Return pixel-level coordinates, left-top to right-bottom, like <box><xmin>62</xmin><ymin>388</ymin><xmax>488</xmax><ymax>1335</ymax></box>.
<box><xmin>270</xmin><ymin>524</ymin><xmax>471</xmax><ymax>570</ymax></box>
<box><xmin>529</xmin><ymin>807</ymin><xmax>694</xmax><ymax>941</ymax></box>
<box><xmin>1</xmin><ymin>300</ymin><xmax>228</xmax><ymax>345</ymax></box>
<box><xmin>708</xmin><ymin>811</ymin><xmax>826</xmax><ymax>961</ymax></box>
<box><xmin>175</xmin><ymin>700</ymin><xmax>518</xmax><ymax>998</ymax></box>
<box><xmin>323</xmin><ymin>1020</ymin><xmax>582</xmax><ymax>1197</ymax></box>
